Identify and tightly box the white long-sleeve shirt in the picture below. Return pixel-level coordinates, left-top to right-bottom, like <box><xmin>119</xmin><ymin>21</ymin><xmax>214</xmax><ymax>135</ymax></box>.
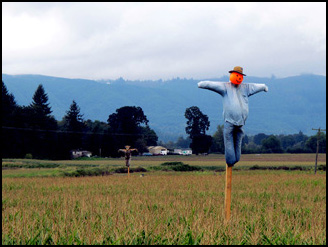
<box><xmin>198</xmin><ymin>81</ymin><xmax>268</xmax><ymax>126</ymax></box>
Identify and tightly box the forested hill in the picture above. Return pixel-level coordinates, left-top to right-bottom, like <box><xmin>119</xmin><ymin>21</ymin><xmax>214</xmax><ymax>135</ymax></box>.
<box><xmin>2</xmin><ymin>73</ymin><xmax>326</xmax><ymax>142</ymax></box>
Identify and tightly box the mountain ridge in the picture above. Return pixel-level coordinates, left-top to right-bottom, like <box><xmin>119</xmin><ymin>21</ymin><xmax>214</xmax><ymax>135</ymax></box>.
<box><xmin>2</xmin><ymin>73</ymin><xmax>326</xmax><ymax>142</ymax></box>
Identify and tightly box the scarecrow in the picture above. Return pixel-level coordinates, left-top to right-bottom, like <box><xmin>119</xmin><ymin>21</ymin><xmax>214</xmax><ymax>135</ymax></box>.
<box><xmin>118</xmin><ymin>145</ymin><xmax>138</xmax><ymax>168</ymax></box>
<box><xmin>198</xmin><ymin>66</ymin><xmax>268</xmax><ymax>166</ymax></box>
<box><xmin>198</xmin><ymin>66</ymin><xmax>268</xmax><ymax>222</ymax></box>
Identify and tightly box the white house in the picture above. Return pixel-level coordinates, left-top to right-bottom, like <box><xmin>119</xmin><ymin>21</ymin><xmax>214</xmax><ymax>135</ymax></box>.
<box><xmin>82</xmin><ymin>151</ymin><xmax>92</xmax><ymax>157</ymax></box>
<box><xmin>173</xmin><ymin>148</ymin><xmax>192</xmax><ymax>155</ymax></box>
<box><xmin>70</xmin><ymin>150</ymin><xmax>92</xmax><ymax>159</ymax></box>
<box><xmin>147</xmin><ymin>146</ymin><xmax>168</xmax><ymax>155</ymax></box>
<box><xmin>181</xmin><ymin>149</ymin><xmax>192</xmax><ymax>155</ymax></box>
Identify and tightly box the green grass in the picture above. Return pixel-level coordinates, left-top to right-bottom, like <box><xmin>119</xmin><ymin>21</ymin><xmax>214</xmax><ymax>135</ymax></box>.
<box><xmin>2</xmin><ymin>170</ymin><xmax>326</xmax><ymax>245</ymax></box>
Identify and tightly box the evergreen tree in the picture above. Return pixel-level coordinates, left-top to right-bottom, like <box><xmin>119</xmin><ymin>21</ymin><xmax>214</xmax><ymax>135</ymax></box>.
<box><xmin>28</xmin><ymin>84</ymin><xmax>57</xmax><ymax>130</ymax></box>
<box><xmin>6</xmin><ymin>84</ymin><xmax>58</xmax><ymax>159</ymax></box>
<box><xmin>2</xmin><ymin>81</ymin><xmax>18</xmax><ymax>126</ymax></box>
<box><xmin>30</xmin><ymin>84</ymin><xmax>52</xmax><ymax>115</ymax></box>
<box><xmin>61</xmin><ymin>100</ymin><xmax>86</xmax><ymax>154</ymax></box>
<box><xmin>64</xmin><ymin>100</ymin><xmax>85</xmax><ymax>132</ymax></box>
<box><xmin>2</xmin><ymin>81</ymin><xmax>22</xmax><ymax>158</ymax></box>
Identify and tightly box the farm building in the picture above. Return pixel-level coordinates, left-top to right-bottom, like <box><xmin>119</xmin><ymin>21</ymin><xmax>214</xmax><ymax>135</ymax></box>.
<box><xmin>70</xmin><ymin>150</ymin><xmax>92</xmax><ymax>159</ymax></box>
<box><xmin>173</xmin><ymin>148</ymin><xmax>192</xmax><ymax>155</ymax></box>
<box><xmin>147</xmin><ymin>146</ymin><xmax>168</xmax><ymax>155</ymax></box>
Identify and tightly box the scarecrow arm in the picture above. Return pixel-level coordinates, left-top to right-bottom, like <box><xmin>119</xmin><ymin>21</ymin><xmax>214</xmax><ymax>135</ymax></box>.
<box><xmin>198</xmin><ymin>81</ymin><xmax>226</xmax><ymax>96</ymax></box>
<box><xmin>118</xmin><ymin>149</ymin><xmax>126</xmax><ymax>153</ymax></box>
<box><xmin>247</xmin><ymin>83</ymin><xmax>268</xmax><ymax>96</ymax></box>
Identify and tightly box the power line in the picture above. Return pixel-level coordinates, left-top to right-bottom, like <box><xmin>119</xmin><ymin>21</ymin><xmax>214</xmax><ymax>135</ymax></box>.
<box><xmin>2</xmin><ymin>126</ymin><xmax>157</xmax><ymax>137</ymax></box>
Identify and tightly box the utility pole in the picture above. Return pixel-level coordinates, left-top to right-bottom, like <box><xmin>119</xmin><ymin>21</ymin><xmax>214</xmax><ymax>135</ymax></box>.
<box><xmin>312</xmin><ymin>128</ymin><xmax>326</xmax><ymax>174</ymax></box>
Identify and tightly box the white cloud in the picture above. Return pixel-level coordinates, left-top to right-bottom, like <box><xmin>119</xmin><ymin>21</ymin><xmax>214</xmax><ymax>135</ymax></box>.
<box><xmin>2</xmin><ymin>2</ymin><xmax>326</xmax><ymax>80</ymax></box>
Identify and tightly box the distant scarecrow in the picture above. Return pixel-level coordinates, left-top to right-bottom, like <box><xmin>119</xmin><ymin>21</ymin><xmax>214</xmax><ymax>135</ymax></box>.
<box><xmin>118</xmin><ymin>145</ymin><xmax>138</xmax><ymax>167</ymax></box>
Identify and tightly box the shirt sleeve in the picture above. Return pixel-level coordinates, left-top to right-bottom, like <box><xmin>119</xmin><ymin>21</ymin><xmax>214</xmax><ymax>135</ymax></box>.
<box><xmin>247</xmin><ymin>83</ymin><xmax>268</xmax><ymax>96</ymax></box>
<box><xmin>198</xmin><ymin>81</ymin><xmax>226</xmax><ymax>96</ymax></box>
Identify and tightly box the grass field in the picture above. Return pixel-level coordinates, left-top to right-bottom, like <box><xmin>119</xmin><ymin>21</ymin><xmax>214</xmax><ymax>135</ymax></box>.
<box><xmin>2</xmin><ymin>153</ymin><xmax>326</xmax><ymax>245</ymax></box>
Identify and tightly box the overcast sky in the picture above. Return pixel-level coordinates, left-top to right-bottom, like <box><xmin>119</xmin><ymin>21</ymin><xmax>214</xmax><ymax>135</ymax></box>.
<box><xmin>2</xmin><ymin>2</ymin><xmax>326</xmax><ymax>80</ymax></box>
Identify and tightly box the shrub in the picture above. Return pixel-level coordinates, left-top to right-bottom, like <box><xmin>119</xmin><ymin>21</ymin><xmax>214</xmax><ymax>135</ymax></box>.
<box><xmin>161</xmin><ymin>162</ymin><xmax>185</xmax><ymax>166</ymax></box>
<box><xmin>114</xmin><ymin>167</ymin><xmax>147</xmax><ymax>174</ymax></box>
<box><xmin>62</xmin><ymin>167</ymin><xmax>113</xmax><ymax>177</ymax></box>
<box><xmin>249</xmin><ymin>165</ymin><xmax>260</xmax><ymax>170</ymax></box>
<box><xmin>159</xmin><ymin>162</ymin><xmax>202</xmax><ymax>172</ymax></box>
<box><xmin>318</xmin><ymin>165</ymin><xmax>326</xmax><ymax>171</ymax></box>
<box><xmin>171</xmin><ymin>164</ymin><xmax>202</xmax><ymax>172</ymax></box>
<box><xmin>249</xmin><ymin>165</ymin><xmax>311</xmax><ymax>171</ymax></box>
<box><xmin>25</xmin><ymin>153</ymin><xmax>33</xmax><ymax>159</ymax></box>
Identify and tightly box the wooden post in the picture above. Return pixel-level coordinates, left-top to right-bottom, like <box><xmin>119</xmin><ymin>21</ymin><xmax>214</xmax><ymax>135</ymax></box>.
<box><xmin>224</xmin><ymin>164</ymin><xmax>232</xmax><ymax>223</ymax></box>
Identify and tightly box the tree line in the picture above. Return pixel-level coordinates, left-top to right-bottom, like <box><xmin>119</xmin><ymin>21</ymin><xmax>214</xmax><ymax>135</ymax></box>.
<box><xmin>2</xmin><ymin>81</ymin><xmax>157</xmax><ymax>159</ymax></box>
<box><xmin>163</xmin><ymin>106</ymin><xmax>326</xmax><ymax>155</ymax></box>
<box><xmin>2</xmin><ymin>81</ymin><xmax>326</xmax><ymax>160</ymax></box>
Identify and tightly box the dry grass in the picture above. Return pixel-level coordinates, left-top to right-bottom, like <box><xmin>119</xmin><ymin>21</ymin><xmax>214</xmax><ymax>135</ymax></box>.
<box><xmin>2</xmin><ymin>170</ymin><xmax>326</xmax><ymax>245</ymax></box>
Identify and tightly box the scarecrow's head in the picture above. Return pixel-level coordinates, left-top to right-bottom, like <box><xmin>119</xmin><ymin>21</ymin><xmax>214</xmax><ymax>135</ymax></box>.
<box><xmin>229</xmin><ymin>66</ymin><xmax>246</xmax><ymax>85</ymax></box>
